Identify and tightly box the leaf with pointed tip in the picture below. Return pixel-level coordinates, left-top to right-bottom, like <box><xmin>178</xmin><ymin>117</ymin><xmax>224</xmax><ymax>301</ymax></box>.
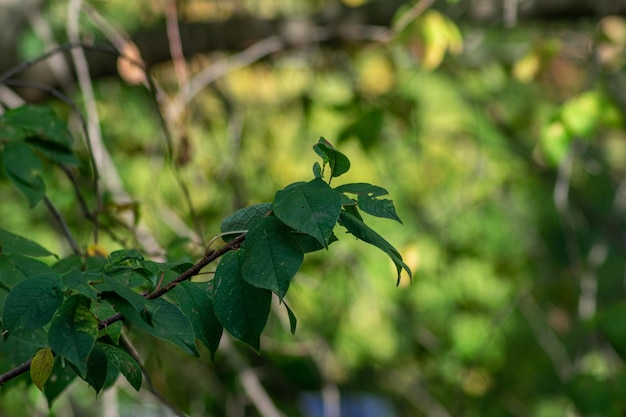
<box><xmin>0</xmin><ymin>228</ymin><xmax>55</xmax><ymax>257</ymax></box>
<box><xmin>336</xmin><ymin>182</ymin><xmax>402</xmax><ymax>223</ymax></box>
<box><xmin>98</xmin><ymin>342</ymin><xmax>142</xmax><ymax>391</ymax></box>
<box><xmin>3</xmin><ymin>273</ymin><xmax>63</xmax><ymax>334</ymax></box>
<box><xmin>339</xmin><ymin>210</ymin><xmax>412</xmax><ymax>284</ymax></box>
<box><xmin>313</xmin><ymin>137</ymin><xmax>351</xmax><ymax>178</ymax></box>
<box><xmin>48</xmin><ymin>294</ymin><xmax>98</xmax><ymax>377</ymax></box>
<box><xmin>284</xmin><ymin>302</ymin><xmax>297</xmax><ymax>335</ymax></box>
<box><xmin>2</xmin><ymin>141</ymin><xmax>46</xmax><ymax>208</ymax></box>
<box><xmin>30</xmin><ymin>348</ymin><xmax>54</xmax><ymax>391</ymax></box>
<box><xmin>213</xmin><ymin>251</ymin><xmax>272</xmax><ymax>352</ymax></box>
<box><xmin>220</xmin><ymin>203</ymin><xmax>272</xmax><ymax>242</ymax></box>
<box><xmin>272</xmin><ymin>178</ymin><xmax>342</xmax><ymax>248</ymax></box>
<box><xmin>173</xmin><ymin>282</ymin><xmax>223</xmax><ymax>360</ymax></box>
<box><xmin>241</xmin><ymin>216</ymin><xmax>303</xmax><ymax>300</ymax></box>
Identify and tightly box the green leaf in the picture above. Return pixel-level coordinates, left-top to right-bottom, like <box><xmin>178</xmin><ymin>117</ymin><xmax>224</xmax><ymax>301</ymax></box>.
<box><xmin>99</xmin><ymin>275</ymin><xmax>156</xmax><ymax>326</ymax></box>
<box><xmin>97</xmin><ymin>342</ymin><xmax>142</xmax><ymax>391</ymax></box>
<box><xmin>3</xmin><ymin>273</ymin><xmax>63</xmax><ymax>334</ymax></box>
<box><xmin>0</xmin><ymin>229</ymin><xmax>55</xmax><ymax>257</ymax></box>
<box><xmin>357</xmin><ymin>195</ymin><xmax>403</xmax><ymax>224</ymax></box>
<box><xmin>91</xmin><ymin>301</ymin><xmax>122</xmax><ymax>344</ymax></box>
<box><xmin>0</xmin><ymin>328</ymin><xmax>48</xmax><ymax>365</ymax></box>
<box><xmin>30</xmin><ymin>348</ymin><xmax>54</xmax><ymax>392</ymax></box>
<box><xmin>284</xmin><ymin>302</ymin><xmax>297</xmax><ymax>335</ymax></box>
<box><xmin>313</xmin><ymin>161</ymin><xmax>323</xmax><ymax>178</ymax></box>
<box><xmin>0</xmin><ymin>105</ymin><xmax>73</xmax><ymax>147</ymax></box>
<box><xmin>44</xmin><ymin>357</ymin><xmax>78</xmax><ymax>406</ymax></box>
<box><xmin>83</xmin><ymin>343</ymin><xmax>108</xmax><ymax>392</ymax></box>
<box><xmin>313</xmin><ymin>137</ymin><xmax>351</xmax><ymax>178</ymax></box>
<box><xmin>173</xmin><ymin>281</ymin><xmax>223</xmax><ymax>360</ymax></box>
<box><xmin>272</xmin><ymin>178</ymin><xmax>343</xmax><ymax>248</ymax></box>
<box><xmin>339</xmin><ymin>210</ymin><xmax>412</xmax><ymax>284</ymax></box>
<box><xmin>110</xmin><ymin>297</ymin><xmax>199</xmax><ymax>357</ymax></box>
<box><xmin>335</xmin><ymin>182</ymin><xmax>389</xmax><ymax>197</ymax></box>
<box><xmin>2</xmin><ymin>141</ymin><xmax>46</xmax><ymax>208</ymax></box>
<box><xmin>48</xmin><ymin>294</ymin><xmax>98</xmax><ymax>377</ymax></box>
<box><xmin>241</xmin><ymin>216</ymin><xmax>304</xmax><ymax>300</ymax></box>
<box><xmin>220</xmin><ymin>203</ymin><xmax>272</xmax><ymax>242</ymax></box>
<box><xmin>61</xmin><ymin>270</ymin><xmax>99</xmax><ymax>299</ymax></box>
<box><xmin>213</xmin><ymin>251</ymin><xmax>272</xmax><ymax>352</ymax></box>
<box><xmin>291</xmin><ymin>231</ymin><xmax>338</xmax><ymax>253</ymax></box>
<box><xmin>104</xmin><ymin>249</ymin><xmax>145</xmax><ymax>271</ymax></box>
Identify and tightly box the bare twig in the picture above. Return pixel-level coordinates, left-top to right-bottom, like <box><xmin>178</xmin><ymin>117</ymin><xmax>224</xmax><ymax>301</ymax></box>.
<box><xmin>44</xmin><ymin>196</ymin><xmax>81</xmax><ymax>255</ymax></box>
<box><xmin>165</xmin><ymin>0</ymin><xmax>188</xmax><ymax>87</ymax></box>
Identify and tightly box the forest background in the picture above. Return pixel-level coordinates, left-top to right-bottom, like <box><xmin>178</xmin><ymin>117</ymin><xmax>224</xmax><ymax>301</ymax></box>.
<box><xmin>2</xmin><ymin>0</ymin><xmax>626</xmax><ymax>416</ymax></box>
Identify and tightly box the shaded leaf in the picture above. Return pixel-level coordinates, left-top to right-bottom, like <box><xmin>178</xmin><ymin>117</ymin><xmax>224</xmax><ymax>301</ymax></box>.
<box><xmin>173</xmin><ymin>281</ymin><xmax>223</xmax><ymax>359</ymax></box>
<box><xmin>48</xmin><ymin>294</ymin><xmax>98</xmax><ymax>377</ymax></box>
<box><xmin>98</xmin><ymin>342</ymin><xmax>142</xmax><ymax>391</ymax></box>
<box><xmin>284</xmin><ymin>302</ymin><xmax>297</xmax><ymax>335</ymax></box>
<box><xmin>339</xmin><ymin>210</ymin><xmax>412</xmax><ymax>284</ymax></box>
<box><xmin>83</xmin><ymin>343</ymin><xmax>108</xmax><ymax>392</ymax></box>
<box><xmin>30</xmin><ymin>348</ymin><xmax>54</xmax><ymax>391</ymax></box>
<box><xmin>272</xmin><ymin>178</ymin><xmax>342</xmax><ymax>248</ymax></box>
<box><xmin>3</xmin><ymin>273</ymin><xmax>63</xmax><ymax>334</ymax></box>
<box><xmin>241</xmin><ymin>216</ymin><xmax>304</xmax><ymax>300</ymax></box>
<box><xmin>213</xmin><ymin>251</ymin><xmax>272</xmax><ymax>351</ymax></box>
<box><xmin>357</xmin><ymin>195</ymin><xmax>403</xmax><ymax>224</ymax></box>
<box><xmin>61</xmin><ymin>270</ymin><xmax>99</xmax><ymax>299</ymax></box>
<box><xmin>91</xmin><ymin>301</ymin><xmax>122</xmax><ymax>344</ymax></box>
<box><xmin>313</xmin><ymin>137</ymin><xmax>351</xmax><ymax>178</ymax></box>
<box><xmin>220</xmin><ymin>203</ymin><xmax>271</xmax><ymax>242</ymax></box>
<box><xmin>44</xmin><ymin>357</ymin><xmax>77</xmax><ymax>406</ymax></box>
<box><xmin>0</xmin><ymin>228</ymin><xmax>55</xmax><ymax>257</ymax></box>
<box><xmin>2</xmin><ymin>141</ymin><xmax>46</xmax><ymax>208</ymax></box>
<box><xmin>0</xmin><ymin>105</ymin><xmax>73</xmax><ymax>147</ymax></box>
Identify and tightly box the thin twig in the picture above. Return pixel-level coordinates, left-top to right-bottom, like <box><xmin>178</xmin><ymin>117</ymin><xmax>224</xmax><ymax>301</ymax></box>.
<box><xmin>44</xmin><ymin>196</ymin><xmax>81</xmax><ymax>255</ymax></box>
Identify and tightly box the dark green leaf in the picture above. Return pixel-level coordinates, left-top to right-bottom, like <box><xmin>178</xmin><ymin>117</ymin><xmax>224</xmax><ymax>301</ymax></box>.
<box><xmin>357</xmin><ymin>195</ymin><xmax>403</xmax><ymax>224</ymax></box>
<box><xmin>83</xmin><ymin>343</ymin><xmax>108</xmax><ymax>392</ymax></box>
<box><xmin>173</xmin><ymin>281</ymin><xmax>223</xmax><ymax>360</ymax></box>
<box><xmin>339</xmin><ymin>210</ymin><xmax>412</xmax><ymax>284</ymax></box>
<box><xmin>48</xmin><ymin>294</ymin><xmax>98</xmax><ymax>377</ymax></box>
<box><xmin>61</xmin><ymin>270</ymin><xmax>99</xmax><ymax>299</ymax></box>
<box><xmin>2</xmin><ymin>141</ymin><xmax>46</xmax><ymax>208</ymax></box>
<box><xmin>44</xmin><ymin>357</ymin><xmax>78</xmax><ymax>406</ymax></box>
<box><xmin>241</xmin><ymin>216</ymin><xmax>303</xmax><ymax>300</ymax></box>
<box><xmin>313</xmin><ymin>161</ymin><xmax>323</xmax><ymax>178</ymax></box>
<box><xmin>272</xmin><ymin>178</ymin><xmax>342</xmax><ymax>248</ymax></box>
<box><xmin>25</xmin><ymin>136</ymin><xmax>79</xmax><ymax>166</ymax></box>
<box><xmin>291</xmin><ymin>232</ymin><xmax>338</xmax><ymax>253</ymax></box>
<box><xmin>213</xmin><ymin>251</ymin><xmax>272</xmax><ymax>351</ymax></box>
<box><xmin>98</xmin><ymin>342</ymin><xmax>142</xmax><ymax>391</ymax></box>
<box><xmin>91</xmin><ymin>301</ymin><xmax>122</xmax><ymax>344</ymax></box>
<box><xmin>111</xmin><ymin>297</ymin><xmax>199</xmax><ymax>357</ymax></box>
<box><xmin>3</xmin><ymin>273</ymin><xmax>63</xmax><ymax>333</ymax></box>
<box><xmin>0</xmin><ymin>105</ymin><xmax>73</xmax><ymax>147</ymax></box>
<box><xmin>100</xmin><ymin>275</ymin><xmax>156</xmax><ymax>323</ymax></box>
<box><xmin>284</xmin><ymin>302</ymin><xmax>297</xmax><ymax>335</ymax></box>
<box><xmin>335</xmin><ymin>182</ymin><xmax>389</xmax><ymax>197</ymax></box>
<box><xmin>313</xmin><ymin>137</ymin><xmax>351</xmax><ymax>178</ymax></box>
<box><xmin>220</xmin><ymin>203</ymin><xmax>272</xmax><ymax>242</ymax></box>
<box><xmin>0</xmin><ymin>229</ymin><xmax>55</xmax><ymax>257</ymax></box>
<box><xmin>105</xmin><ymin>249</ymin><xmax>145</xmax><ymax>269</ymax></box>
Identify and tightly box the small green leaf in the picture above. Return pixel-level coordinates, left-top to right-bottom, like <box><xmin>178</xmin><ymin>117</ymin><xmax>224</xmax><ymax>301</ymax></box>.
<box><xmin>100</xmin><ymin>275</ymin><xmax>156</xmax><ymax>323</ymax></box>
<box><xmin>3</xmin><ymin>273</ymin><xmax>63</xmax><ymax>334</ymax></box>
<box><xmin>283</xmin><ymin>302</ymin><xmax>297</xmax><ymax>335</ymax></box>
<box><xmin>2</xmin><ymin>141</ymin><xmax>46</xmax><ymax>208</ymax></box>
<box><xmin>48</xmin><ymin>294</ymin><xmax>98</xmax><ymax>377</ymax></box>
<box><xmin>105</xmin><ymin>249</ymin><xmax>145</xmax><ymax>270</ymax></box>
<box><xmin>313</xmin><ymin>161</ymin><xmax>323</xmax><ymax>178</ymax></box>
<box><xmin>272</xmin><ymin>178</ymin><xmax>343</xmax><ymax>248</ymax></box>
<box><xmin>0</xmin><ymin>105</ymin><xmax>73</xmax><ymax>147</ymax></box>
<box><xmin>241</xmin><ymin>216</ymin><xmax>304</xmax><ymax>300</ymax></box>
<box><xmin>357</xmin><ymin>195</ymin><xmax>403</xmax><ymax>224</ymax></box>
<box><xmin>91</xmin><ymin>301</ymin><xmax>122</xmax><ymax>344</ymax></box>
<box><xmin>313</xmin><ymin>137</ymin><xmax>351</xmax><ymax>178</ymax></box>
<box><xmin>339</xmin><ymin>210</ymin><xmax>412</xmax><ymax>284</ymax></box>
<box><xmin>213</xmin><ymin>251</ymin><xmax>272</xmax><ymax>352</ymax></box>
<box><xmin>61</xmin><ymin>270</ymin><xmax>99</xmax><ymax>299</ymax></box>
<box><xmin>0</xmin><ymin>229</ymin><xmax>55</xmax><ymax>257</ymax></box>
<box><xmin>173</xmin><ymin>281</ymin><xmax>223</xmax><ymax>359</ymax></box>
<box><xmin>98</xmin><ymin>342</ymin><xmax>142</xmax><ymax>391</ymax></box>
<box><xmin>30</xmin><ymin>348</ymin><xmax>54</xmax><ymax>391</ymax></box>
<box><xmin>220</xmin><ymin>203</ymin><xmax>272</xmax><ymax>242</ymax></box>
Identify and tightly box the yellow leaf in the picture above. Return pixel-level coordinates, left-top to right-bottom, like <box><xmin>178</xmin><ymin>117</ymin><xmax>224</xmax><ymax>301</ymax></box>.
<box><xmin>30</xmin><ymin>348</ymin><xmax>54</xmax><ymax>392</ymax></box>
<box><xmin>87</xmin><ymin>244</ymin><xmax>108</xmax><ymax>258</ymax></box>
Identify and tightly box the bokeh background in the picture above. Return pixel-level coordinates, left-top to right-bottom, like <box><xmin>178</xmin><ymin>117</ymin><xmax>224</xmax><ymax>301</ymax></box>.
<box><xmin>2</xmin><ymin>0</ymin><xmax>626</xmax><ymax>416</ymax></box>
